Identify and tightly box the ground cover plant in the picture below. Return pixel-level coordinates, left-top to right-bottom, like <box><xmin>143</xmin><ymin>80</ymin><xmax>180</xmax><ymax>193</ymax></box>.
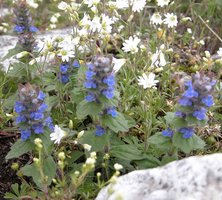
<box><xmin>0</xmin><ymin>0</ymin><xmax>222</xmax><ymax>199</ymax></box>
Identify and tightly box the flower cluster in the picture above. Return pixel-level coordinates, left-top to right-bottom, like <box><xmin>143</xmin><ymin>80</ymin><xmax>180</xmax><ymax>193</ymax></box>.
<box><xmin>13</xmin><ymin>0</ymin><xmax>38</xmax><ymax>52</ymax></box>
<box><xmin>59</xmin><ymin>60</ymin><xmax>80</xmax><ymax>84</ymax></box>
<box><xmin>84</xmin><ymin>55</ymin><xmax>117</xmax><ymax>136</ymax></box>
<box><xmin>14</xmin><ymin>83</ymin><xmax>54</xmax><ymax>141</ymax></box>
<box><xmin>162</xmin><ymin>72</ymin><xmax>216</xmax><ymax>139</ymax></box>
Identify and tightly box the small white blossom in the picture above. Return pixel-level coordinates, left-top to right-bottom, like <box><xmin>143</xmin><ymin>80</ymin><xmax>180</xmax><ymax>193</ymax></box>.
<box><xmin>26</xmin><ymin>0</ymin><xmax>38</xmax><ymax>8</ymax></box>
<box><xmin>86</xmin><ymin>157</ymin><xmax>96</xmax><ymax>165</ymax></box>
<box><xmin>89</xmin><ymin>16</ymin><xmax>102</xmax><ymax>32</ymax></box>
<box><xmin>157</xmin><ymin>0</ymin><xmax>170</xmax><ymax>7</ymax></box>
<box><xmin>122</xmin><ymin>36</ymin><xmax>141</xmax><ymax>54</ymax></box>
<box><xmin>114</xmin><ymin>163</ymin><xmax>123</xmax><ymax>170</ymax></box>
<box><xmin>164</xmin><ymin>13</ymin><xmax>178</xmax><ymax>28</ymax></box>
<box><xmin>217</xmin><ymin>48</ymin><xmax>222</xmax><ymax>57</ymax></box>
<box><xmin>115</xmin><ymin>0</ymin><xmax>129</xmax><ymax>9</ymax></box>
<box><xmin>112</xmin><ymin>58</ymin><xmax>126</xmax><ymax>73</ymax></box>
<box><xmin>150</xmin><ymin>13</ymin><xmax>163</xmax><ymax>25</ymax></box>
<box><xmin>58</xmin><ymin>50</ymin><xmax>75</xmax><ymax>62</ymax></box>
<box><xmin>151</xmin><ymin>49</ymin><xmax>166</xmax><ymax>68</ymax></box>
<box><xmin>84</xmin><ymin>0</ymin><xmax>100</xmax><ymax>7</ymax></box>
<box><xmin>50</xmin><ymin>125</ymin><xmax>66</xmax><ymax>144</ymax></box>
<box><xmin>83</xmin><ymin>144</ymin><xmax>92</xmax><ymax>151</ymax></box>
<box><xmin>187</xmin><ymin>28</ymin><xmax>192</xmax><ymax>34</ymax></box>
<box><xmin>131</xmin><ymin>0</ymin><xmax>146</xmax><ymax>12</ymax></box>
<box><xmin>138</xmin><ymin>72</ymin><xmax>159</xmax><ymax>89</ymax></box>
<box><xmin>58</xmin><ymin>1</ymin><xmax>68</xmax><ymax>10</ymax></box>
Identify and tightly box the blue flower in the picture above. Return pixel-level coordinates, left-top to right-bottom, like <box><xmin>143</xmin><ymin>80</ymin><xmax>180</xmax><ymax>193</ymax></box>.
<box><xmin>86</xmin><ymin>63</ymin><xmax>95</xmax><ymax>70</ymax></box>
<box><xmin>84</xmin><ymin>80</ymin><xmax>97</xmax><ymax>89</ymax></box>
<box><xmin>14</xmin><ymin>25</ymin><xmax>25</xmax><ymax>33</ymax></box>
<box><xmin>179</xmin><ymin>127</ymin><xmax>194</xmax><ymax>139</ymax></box>
<box><xmin>201</xmin><ymin>95</ymin><xmax>214</xmax><ymax>107</ymax></box>
<box><xmin>16</xmin><ymin>115</ymin><xmax>26</xmax><ymax>124</ymax></box>
<box><xmin>38</xmin><ymin>103</ymin><xmax>48</xmax><ymax>112</ymax></box>
<box><xmin>37</xmin><ymin>91</ymin><xmax>45</xmax><ymax>101</ymax></box>
<box><xmin>103</xmin><ymin>74</ymin><xmax>115</xmax><ymax>87</ymax></box>
<box><xmin>107</xmin><ymin>107</ymin><xmax>117</xmax><ymax>117</ymax></box>
<box><xmin>20</xmin><ymin>129</ymin><xmax>31</xmax><ymax>141</ymax></box>
<box><xmin>32</xmin><ymin>124</ymin><xmax>44</xmax><ymax>134</ymax></box>
<box><xmin>85</xmin><ymin>70</ymin><xmax>96</xmax><ymax>80</ymax></box>
<box><xmin>73</xmin><ymin>60</ymin><xmax>80</xmax><ymax>68</ymax></box>
<box><xmin>14</xmin><ymin>101</ymin><xmax>26</xmax><ymax>113</ymax></box>
<box><xmin>162</xmin><ymin>128</ymin><xmax>174</xmax><ymax>137</ymax></box>
<box><xmin>85</xmin><ymin>92</ymin><xmax>96</xmax><ymax>102</ymax></box>
<box><xmin>193</xmin><ymin>107</ymin><xmax>207</xmax><ymax>120</ymax></box>
<box><xmin>29</xmin><ymin>26</ymin><xmax>38</xmax><ymax>33</ymax></box>
<box><xmin>175</xmin><ymin>111</ymin><xmax>186</xmax><ymax>118</ymax></box>
<box><xmin>183</xmin><ymin>87</ymin><xmax>198</xmax><ymax>98</ymax></box>
<box><xmin>102</xmin><ymin>88</ymin><xmax>114</xmax><ymax>99</ymax></box>
<box><xmin>179</xmin><ymin>97</ymin><xmax>192</xmax><ymax>106</ymax></box>
<box><xmin>44</xmin><ymin>117</ymin><xmax>54</xmax><ymax>131</ymax></box>
<box><xmin>30</xmin><ymin>112</ymin><xmax>44</xmax><ymax>120</ymax></box>
<box><xmin>95</xmin><ymin>126</ymin><xmax>105</xmax><ymax>136</ymax></box>
<box><xmin>61</xmin><ymin>75</ymin><xmax>69</xmax><ymax>83</ymax></box>
<box><xmin>60</xmin><ymin>64</ymin><xmax>69</xmax><ymax>73</ymax></box>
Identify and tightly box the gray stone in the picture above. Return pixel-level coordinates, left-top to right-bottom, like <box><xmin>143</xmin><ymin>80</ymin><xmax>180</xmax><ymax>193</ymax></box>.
<box><xmin>0</xmin><ymin>28</ymin><xmax>72</xmax><ymax>71</ymax></box>
<box><xmin>96</xmin><ymin>154</ymin><xmax>222</xmax><ymax>200</ymax></box>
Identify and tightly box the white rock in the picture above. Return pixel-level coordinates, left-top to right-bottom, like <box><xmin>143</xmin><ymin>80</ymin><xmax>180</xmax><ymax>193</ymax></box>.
<box><xmin>0</xmin><ymin>28</ymin><xmax>72</xmax><ymax>71</ymax></box>
<box><xmin>96</xmin><ymin>154</ymin><xmax>222</xmax><ymax>200</ymax></box>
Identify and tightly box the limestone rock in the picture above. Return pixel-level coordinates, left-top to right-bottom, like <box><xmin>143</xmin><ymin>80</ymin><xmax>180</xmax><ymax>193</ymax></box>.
<box><xmin>0</xmin><ymin>28</ymin><xmax>72</xmax><ymax>71</ymax></box>
<box><xmin>96</xmin><ymin>154</ymin><xmax>222</xmax><ymax>200</ymax></box>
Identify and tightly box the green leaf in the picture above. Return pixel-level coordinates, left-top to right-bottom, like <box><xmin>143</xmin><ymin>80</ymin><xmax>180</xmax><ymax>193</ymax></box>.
<box><xmin>110</xmin><ymin>144</ymin><xmax>146</xmax><ymax>161</ymax></box>
<box><xmin>102</xmin><ymin>113</ymin><xmax>129</xmax><ymax>133</ymax></box>
<box><xmin>76</xmin><ymin>100</ymin><xmax>103</xmax><ymax>119</ymax></box>
<box><xmin>172</xmin><ymin>132</ymin><xmax>205</xmax><ymax>153</ymax></box>
<box><xmin>185</xmin><ymin>115</ymin><xmax>207</xmax><ymax>126</ymax></box>
<box><xmin>7</xmin><ymin>62</ymin><xmax>27</xmax><ymax>77</ymax></box>
<box><xmin>164</xmin><ymin>112</ymin><xmax>175</xmax><ymax>125</ymax></box>
<box><xmin>149</xmin><ymin>132</ymin><xmax>172</xmax><ymax>150</ymax></box>
<box><xmin>2</xmin><ymin>47</ymin><xmax>22</xmax><ymax>61</ymax></box>
<box><xmin>78</xmin><ymin>130</ymin><xmax>110</xmax><ymax>152</ymax></box>
<box><xmin>134</xmin><ymin>155</ymin><xmax>160</xmax><ymax>169</ymax></box>
<box><xmin>6</xmin><ymin>139</ymin><xmax>34</xmax><ymax>160</ymax></box>
<box><xmin>21</xmin><ymin>156</ymin><xmax>56</xmax><ymax>188</ymax></box>
<box><xmin>71</xmin><ymin>88</ymin><xmax>85</xmax><ymax>104</ymax></box>
<box><xmin>4</xmin><ymin>192</ymin><xmax>19</xmax><ymax>199</ymax></box>
<box><xmin>172</xmin><ymin>117</ymin><xmax>187</xmax><ymax>129</ymax></box>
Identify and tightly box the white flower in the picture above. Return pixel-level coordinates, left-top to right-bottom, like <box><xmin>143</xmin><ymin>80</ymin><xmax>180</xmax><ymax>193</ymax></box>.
<box><xmin>58</xmin><ymin>50</ymin><xmax>75</xmax><ymax>62</ymax></box>
<box><xmin>86</xmin><ymin>157</ymin><xmax>96</xmax><ymax>165</ymax></box>
<box><xmin>150</xmin><ymin>13</ymin><xmax>163</xmax><ymax>25</ymax></box>
<box><xmin>114</xmin><ymin>163</ymin><xmax>123</xmax><ymax>170</ymax></box>
<box><xmin>115</xmin><ymin>0</ymin><xmax>129</xmax><ymax>9</ymax></box>
<box><xmin>101</xmin><ymin>14</ymin><xmax>114</xmax><ymax>34</ymax></box>
<box><xmin>157</xmin><ymin>0</ymin><xmax>170</xmax><ymax>7</ymax></box>
<box><xmin>164</xmin><ymin>13</ymin><xmax>178</xmax><ymax>28</ymax></box>
<box><xmin>187</xmin><ymin>28</ymin><xmax>192</xmax><ymax>34</ymax></box>
<box><xmin>122</xmin><ymin>36</ymin><xmax>141</xmax><ymax>54</ymax></box>
<box><xmin>151</xmin><ymin>49</ymin><xmax>166</xmax><ymax>68</ymax></box>
<box><xmin>89</xmin><ymin>16</ymin><xmax>102</xmax><ymax>32</ymax></box>
<box><xmin>50</xmin><ymin>125</ymin><xmax>66</xmax><ymax>144</ymax></box>
<box><xmin>131</xmin><ymin>0</ymin><xmax>146</xmax><ymax>12</ymax></box>
<box><xmin>58</xmin><ymin>1</ymin><xmax>68</xmax><ymax>10</ymax></box>
<box><xmin>26</xmin><ymin>0</ymin><xmax>38</xmax><ymax>8</ymax></box>
<box><xmin>217</xmin><ymin>48</ymin><xmax>222</xmax><ymax>57</ymax></box>
<box><xmin>83</xmin><ymin>144</ymin><xmax>92</xmax><ymax>151</ymax></box>
<box><xmin>112</xmin><ymin>58</ymin><xmax>126</xmax><ymax>73</ymax></box>
<box><xmin>79</xmin><ymin>13</ymin><xmax>91</xmax><ymax>28</ymax></box>
<box><xmin>84</xmin><ymin>0</ymin><xmax>100</xmax><ymax>7</ymax></box>
<box><xmin>138</xmin><ymin>72</ymin><xmax>159</xmax><ymax>89</ymax></box>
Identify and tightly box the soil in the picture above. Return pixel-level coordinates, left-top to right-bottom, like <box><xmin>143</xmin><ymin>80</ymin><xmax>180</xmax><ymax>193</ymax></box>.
<box><xmin>0</xmin><ymin>133</ymin><xmax>20</xmax><ymax>200</ymax></box>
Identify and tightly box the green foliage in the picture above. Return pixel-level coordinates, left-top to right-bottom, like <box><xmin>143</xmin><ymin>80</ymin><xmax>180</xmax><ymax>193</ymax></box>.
<box><xmin>172</xmin><ymin>133</ymin><xmax>205</xmax><ymax>154</ymax></box>
<box><xmin>6</xmin><ymin>139</ymin><xmax>34</xmax><ymax>160</ymax></box>
<box><xmin>20</xmin><ymin>155</ymin><xmax>56</xmax><ymax>188</ymax></box>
